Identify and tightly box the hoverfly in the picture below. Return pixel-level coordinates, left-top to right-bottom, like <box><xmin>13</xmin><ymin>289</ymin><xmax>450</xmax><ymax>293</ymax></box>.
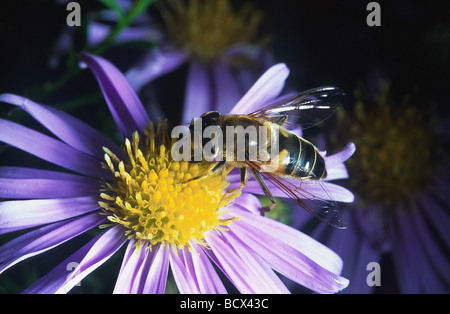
<box><xmin>186</xmin><ymin>86</ymin><xmax>348</xmax><ymax>229</ymax></box>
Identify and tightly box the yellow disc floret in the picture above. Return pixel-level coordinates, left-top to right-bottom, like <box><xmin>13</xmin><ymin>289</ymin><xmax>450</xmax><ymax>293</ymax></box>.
<box><xmin>99</xmin><ymin>122</ymin><xmax>240</xmax><ymax>250</ymax></box>
<box><xmin>161</xmin><ymin>0</ymin><xmax>268</xmax><ymax>63</ymax></box>
<box><xmin>344</xmin><ymin>82</ymin><xmax>436</xmax><ymax>207</ymax></box>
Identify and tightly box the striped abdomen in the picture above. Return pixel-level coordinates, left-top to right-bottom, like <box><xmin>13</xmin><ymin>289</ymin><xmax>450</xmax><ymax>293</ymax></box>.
<box><xmin>276</xmin><ymin>129</ymin><xmax>326</xmax><ymax>180</ymax></box>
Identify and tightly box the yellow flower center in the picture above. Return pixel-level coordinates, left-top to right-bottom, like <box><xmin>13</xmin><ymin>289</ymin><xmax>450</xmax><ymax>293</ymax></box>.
<box><xmin>160</xmin><ymin>0</ymin><xmax>268</xmax><ymax>63</ymax></box>
<box><xmin>99</xmin><ymin>122</ymin><xmax>240</xmax><ymax>250</ymax></box>
<box><xmin>344</xmin><ymin>82</ymin><xmax>436</xmax><ymax>207</ymax></box>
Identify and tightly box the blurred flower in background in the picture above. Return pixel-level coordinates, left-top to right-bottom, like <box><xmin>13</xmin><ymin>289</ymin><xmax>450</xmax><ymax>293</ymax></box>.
<box><xmin>51</xmin><ymin>0</ymin><xmax>275</xmax><ymax>124</ymax></box>
<box><xmin>294</xmin><ymin>81</ymin><xmax>450</xmax><ymax>293</ymax></box>
<box><xmin>125</xmin><ymin>0</ymin><xmax>274</xmax><ymax>124</ymax></box>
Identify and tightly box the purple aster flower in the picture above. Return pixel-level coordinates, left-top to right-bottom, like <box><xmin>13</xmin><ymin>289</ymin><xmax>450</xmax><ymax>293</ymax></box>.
<box><xmin>292</xmin><ymin>82</ymin><xmax>450</xmax><ymax>294</ymax></box>
<box><xmin>0</xmin><ymin>53</ymin><xmax>351</xmax><ymax>294</ymax></box>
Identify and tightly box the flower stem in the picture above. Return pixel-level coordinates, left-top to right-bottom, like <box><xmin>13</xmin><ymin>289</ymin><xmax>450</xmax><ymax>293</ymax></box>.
<box><xmin>38</xmin><ymin>0</ymin><xmax>156</xmax><ymax>100</ymax></box>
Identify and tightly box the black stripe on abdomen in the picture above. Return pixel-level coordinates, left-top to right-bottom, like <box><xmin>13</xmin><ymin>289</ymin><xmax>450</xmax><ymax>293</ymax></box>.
<box><xmin>310</xmin><ymin>153</ymin><xmax>326</xmax><ymax>179</ymax></box>
<box><xmin>277</xmin><ymin>132</ymin><xmax>300</xmax><ymax>176</ymax></box>
<box><xmin>294</xmin><ymin>139</ymin><xmax>316</xmax><ymax>178</ymax></box>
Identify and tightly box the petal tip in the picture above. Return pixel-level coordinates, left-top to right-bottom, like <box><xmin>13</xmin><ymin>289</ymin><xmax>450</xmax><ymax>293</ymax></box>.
<box><xmin>78</xmin><ymin>52</ymin><xmax>95</xmax><ymax>69</ymax></box>
<box><xmin>270</xmin><ymin>62</ymin><xmax>290</xmax><ymax>78</ymax></box>
<box><xmin>346</xmin><ymin>142</ymin><xmax>356</xmax><ymax>156</ymax></box>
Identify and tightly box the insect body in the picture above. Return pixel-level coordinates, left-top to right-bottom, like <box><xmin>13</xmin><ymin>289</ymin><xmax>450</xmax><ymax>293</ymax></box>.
<box><xmin>187</xmin><ymin>86</ymin><xmax>347</xmax><ymax>229</ymax></box>
<box><xmin>210</xmin><ymin>113</ymin><xmax>327</xmax><ymax>178</ymax></box>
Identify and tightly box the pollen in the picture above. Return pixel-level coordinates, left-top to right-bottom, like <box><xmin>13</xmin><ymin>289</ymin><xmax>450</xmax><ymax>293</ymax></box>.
<box><xmin>344</xmin><ymin>82</ymin><xmax>437</xmax><ymax>207</ymax></box>
<box><xmin>99</xmin><ymin>121</ymin><xmax>240</xmax><ymax>250</ymax></box>
<box><xmin>160</xmin><ymin>0</ymin><xmax>269</xmax><ymax>63</ymax></box>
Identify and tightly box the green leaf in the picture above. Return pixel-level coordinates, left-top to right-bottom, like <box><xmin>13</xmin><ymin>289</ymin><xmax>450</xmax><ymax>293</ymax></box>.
<box><xmin>91</xmin><ymin>0</ymin><xmax>156</xmax><ymax>55</ymax></box>
<box><xmin>97</xmin><ymin>0</ymin><xmax>124</xmax><ymax>18</ymax></box>
<box><xmin>121</xmin><ymin>0</ymin><xmax>155</xmax><ymax>24</ymax></box>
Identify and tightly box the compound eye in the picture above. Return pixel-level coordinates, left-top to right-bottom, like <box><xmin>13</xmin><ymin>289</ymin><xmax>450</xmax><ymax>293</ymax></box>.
<box><xmin>189</xmin><ymin>119</ymin><xmax>195</xmax><ymax>132</ymax></box>
<box><xmin>201</xmin><ymin>111</ymin><xmax>220</xmax><ymax>120</ymax></box>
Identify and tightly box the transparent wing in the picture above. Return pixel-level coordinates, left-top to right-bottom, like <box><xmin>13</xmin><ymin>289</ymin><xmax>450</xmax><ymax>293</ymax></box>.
<box><xmin>249</xmin><ymin>86</ymin><xmax>346</xmax><ymax>130</ymax></box>
<box><xmin>247</xmin><ymin>160</ymin><xmax>347</xmax><ymax>229</ymax></box>
<box><xmin>263</xmin><ymin>171</ymin><xmax>347</xmax><ymax>229</ymax></box>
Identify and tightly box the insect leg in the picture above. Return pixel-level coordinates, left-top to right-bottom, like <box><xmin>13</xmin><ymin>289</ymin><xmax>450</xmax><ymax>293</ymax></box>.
<box><xmin>180</xmin><ymin>160</ymin><xmax>226</xmax><ymax>184</ymax></box>
<box><xmin>221</xmin><ymin>167</ymin><xmax>247</xmax><ymax>198</ymax></box>
<box><xmin>250</xmin><ymin>168</ymin><xmax>276</xmax><ymax>215</ymax></box>
<box><xmin>239</xmin><ymin>167</ymin><xmax>248</xmax><ymax>188</ymax></box>
<box><xmin>219</xmin><ymin>167</ymin><xmax>248</xmax><ymax>208</ymax></box>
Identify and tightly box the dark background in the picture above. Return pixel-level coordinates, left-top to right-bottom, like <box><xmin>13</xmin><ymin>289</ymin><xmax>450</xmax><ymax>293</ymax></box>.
<box><xmin>1</xmin><ymin>1</ymin><xmax>449</xmax><ymax>123</ymax></box>
<box><xmin>0</xmin><ymin>0</ymin><xmax>449</xmax><ymax>293</ymax></box>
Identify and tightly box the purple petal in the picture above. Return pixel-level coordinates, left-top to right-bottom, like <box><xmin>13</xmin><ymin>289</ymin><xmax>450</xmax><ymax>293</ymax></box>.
<box><xmin>0</xmin><ymin>213</ymin><xmax>105</xmax><ymax>274</ymax></box>
<box><xmin>391</xmin><ymin>198</ymin><xmax>449</xmax><ymax>293</ymax></box>
<box><xmin>237</xmin><ymin>175</ymin><xmax>354</xmax><ymax>203</ymax></box>
<box><xmin>114</xmin><ymin>240</ymin><xmax>147</xmax><ymax>293</ymax></box>
<box><xmin>232</xmin><ymin>192</ymin><xmax>261</xmax><ymax>215</ymax></box>
<box><xmin>299</xmin><ymin>181</ymin><xmax>354</xmax><ymax>203</ymax></box>
<box><xmin>229</xmin><ymin>207</ymin><xmax>345</xmax><ymax>275</ymax></box>
<box><xmin>141</xmin><ymin>244</ymin><xmax>170</xmax><ymax>294</ymax></box>
<box><xmin>222</xmin><ymin>44</ymin><xmax>276</xmax><ymax>91</ymax></box>
<box><xmin>190</xmin><ymin>243</ymin><xmax>227</xmax><ymax>293</ymax></box>
<box><xmin>0</xmin><ymin>177</ymin><xmax>99</xmax><ymax>199</ymax></box>
<box><xmin>316</xmin><ymin>209</ymin><xmax>382</xmax><ymax>294</ymax></box>
<box><xmin>116</xmin><ymin>25</ymin><xmax>162</xmax><ymax>43</ymax></box>
<box><xmin>0</xmin><ymin>166</ymin><xmax>95</xmax><ymax>181</ymax></box>
<box><xmin>390</xmin><ymin>210</ymin><xmax>422</xmax><ymax>293</ymax></box>
<box><xmin>0</xmin><ymin>119</ymin><xmax>106</xmax><ymax>178</ymax></box>
<box><xmin>324</xmin><ymin>163</ymin><xmax>349</xmax><ymax>181</ymax></box>
<box><xmin>88</xmin><ymin>22</ymin><xmax>162</xmax><ymax>47</ymax></box>
<box><xmin>205</xmin><ymin>231</ymin><xmax>267</xmax><ymax>293</ymax></box>
<box><xmin>169</xmin><ymin>247</ymin><xmax>200</xmax><ymax>293</ymax></box>
<box><xmin>58</xmin><ymin>225</ymin><xmax>127</xmax><ymax>294</ymax></box>
<box><xmin>49</xmin><ymin>27</ymin><xmax>74</xmax><ymax>69</ymax></box>
<box><xmin>213</xmin><ymin>62</ymin><xmax>242</xmax><ymax>114</ymax></box>
<box><xmin>339</xmin><ymin>235</ymin><xmax>380</xmax><ymax>294</ymax></box>
<box><xmin>351</xmin><ymin>201</ymin><xmax>387</xmax><ymax>245</ymax></box>
<box><xmin>0</xmin><ymin>93</ymin><xmax>121</xmax><ymax>158</ymax></box>
<box><xmin>220</xmin><ymin>230</ymin><xmax>290</xmax><ymax>293</ymax></box>
<box><xmin>79</xmin><ymin>52</ymin><xmax>150</xmax><ymax>136</ymax></box>
<box><xmin>182</xmin><ymin>61</ymin><xmax>212</xmax><ymax>124</ymax></box>
<box><xmin>221</xmin><ymin>44</ymin><xmax>268</xmax><ymax>65</ymax></box>
<box><xmin>0</xmin><ymin>166</ymin><xmax>99</xmax><ymax>199</ymax></box>
<box><xmin>421</xmin><ymin>176</ymin><xmax>450</xmax><ymax>244</ymax></box>
<box><xmin>126</xmin><ymin>48</ymin><xmax>187</xmax><ymax>92</ymax></box>
<box><xmin>114</xmin><ymin>242</ymin><xmax>169</xmax><ymax>294</ymax></box>
<box><xmin>23</xmin><ymin>225</ymin><xmax>127</xmax><ymax>294</ymax></box>
<box><xmin>86</xmin><ymin>4</ymin><xmax>159</xmax><ymax>45</ymax></box>
<box><xmin>87</xmin><ymin>21</ymin><xmax>111</xmax><ymax>47</ymax></box>
<box><xmin>229</xmin><ymin>218</ymin><xmax>349</xmax><ymax>293</ymax></box>
<box><xmin>324</xmin><ymin>142</ymin><xmax>356</xmax><ymax>169</ymax></box>
<box><xmin>177</xmin><ymin>248</ymin><xmax>199</xmax><ymax>291</ymax></box>
<box><xmin>413</xmin><ymin>196</ymin><xmax>450</xmax><ymax>291</ymax></box>
<box><xmin>229</xmin><ymin>63</ymin><xmax>289</xmax><ymax>115</ymax></box>
<box><xmin>0</xmin><ymin>196</ymin><xmax>100</xmax><ymax>234</ymax></box>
